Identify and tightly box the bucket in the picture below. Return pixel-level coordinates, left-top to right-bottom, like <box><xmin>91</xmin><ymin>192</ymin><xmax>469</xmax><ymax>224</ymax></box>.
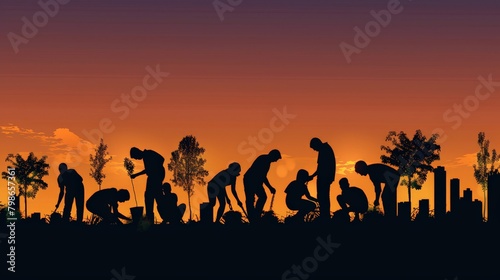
<box><xmin>130</xmin><ymin>206</ymin><xmax>144</xmax><ymax>224</ymax></box>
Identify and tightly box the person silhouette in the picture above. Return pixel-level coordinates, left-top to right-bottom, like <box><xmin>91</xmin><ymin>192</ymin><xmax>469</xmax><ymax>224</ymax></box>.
<box><xmin>55</xmin><ymin>163</ymin><xmax>85</xmax><ymax>223</ymax></box>
<box><xmin>157</xmin><ymin>182</ymin><xmax>185</xmax><ymax>224</ymax></box>
<box><xmin>285</xmin><ymin>169</ymin><xmax>318</xmax><ymax>222</ymax></box>
<box><xmin>243</xmin><ymin>149</ymin><xmax>281</xmax><ymax>222</ymax></box>
<box><xmin>86</xmin><ymin>188</ymin><xmax>132</xmax><ymax>225</ymax></box>
<box><xmin>354</xmin><ymin>161</ymin><xmax>400</xmax><ymax>218</ymax></box>
<box><xmin>309</xmin><ymin>137</ymin><xmax>336</xmax><ymax>222</ymax></box>
<box><xmin>207</xmin><ymin>162</ymin><xmax>243</xmax><ymax>223</ymax></box>
<box><xmin>336</xmin><ymin>177</ymin><xmax>368</xmax><ymax>222</ymax></box>
<box><xmin>130</xmin><ymin>147</ymin><xmax>165</xmax><ymax>223</ymax></box>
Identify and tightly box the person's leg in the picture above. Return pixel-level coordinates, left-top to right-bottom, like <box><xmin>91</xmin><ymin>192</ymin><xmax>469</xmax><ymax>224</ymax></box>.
<box><xmin>296</xmin><ymin>200</ymin><xmax>316</xmax><ymax>221</ymax></box>
<box><xmin>75</xmin><ymin>185</ymin><xmax>84</xmax><ymax>223</ymax></box>
<box><xmin>207</xmin><ymin>183</ymin><xmax>218</xmax><ymax>222</ymax></box>
<box><xmin>145</xmin><ymin>179</ymin><xmax>155</xmax><ymax>222</ymax></box>
<box><xmin>63</xmin><ymin>191</ymin><xmax>74</xmax><ymax>222</ymax></box>
<box><xmin>244</xmin><ymin>178</ymin><xmax>256</xmax><ymax>222</ymax></box>
<box><xmin>382</xmin><ymin>185</ymin><xmax>396</xmax><ymax>218</ymax></box>
<box><xmin>317</xmin><ymin>178</ymin><xmax>332</xmax><ymax>221</ymax></box>
<box><xmin>254</xmin><ymin>185</ymin><xmax>267</xmax><ymax>219</ymax></box>
<box><xmin>337</xmin><ymin>195</ymin><xmax>347</xmax><ymax>210</ymax></box>
<box><xmin>215</xmin><ymin>189</ymin><xmax>226</xmax><ymax>223</ymax></box>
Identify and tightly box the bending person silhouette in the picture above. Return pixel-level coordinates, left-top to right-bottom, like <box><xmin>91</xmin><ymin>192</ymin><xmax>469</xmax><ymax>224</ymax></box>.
<box><xmin>244</xmin><ymin>149</ymin><xmax>281</xmax><ymax>222</ymax></box>
<box><xmin>354</xmin><ymin>161</ymin><xmax>400</xmax><ymax>218</ymax></box>
<box><xmin>56</xmin><ymin>163</ymin><xmax>85</xmax><ymax>223</ymax></box>
<box><xmin>337</xmin><ymin>178</ymin><xmax>368</xmax><ymax>222</ymax></box>
<box><xmin>130</xmin><ymin>147</ymin><xmax>165</xmax><ymax>223</ymax></box>
<box><xmin>157</xmin><ymin>182</ymin><xmax>185</xmax><ymax>224</ymax></box>
<box><xmin>285</xmin><ymin>169</ymin><xmax>318</xmax><ymax>222</ymax></box>
<box><xmin>86</xmin><ymin>188</ymin><xmax>132</xmax><ymax>225</ymax></box>
<box><xmin>309</xmin><ymin>138</ymin><xmax>336</xmax><ymax>222</ymax></box>
<box><xmin>207</xmin><ymin>162</ymin><xmax>243</xmax><ymax>223</ymax></box>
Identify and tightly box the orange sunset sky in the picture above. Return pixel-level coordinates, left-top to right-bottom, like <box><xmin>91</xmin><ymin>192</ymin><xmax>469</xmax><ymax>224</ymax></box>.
<box><xmin>1</xmin><ymin>0</ymin><xmax>499</xmax><ymax>221</ymax></box>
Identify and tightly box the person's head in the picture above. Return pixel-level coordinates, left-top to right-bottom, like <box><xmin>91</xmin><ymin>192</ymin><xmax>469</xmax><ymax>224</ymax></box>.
<box><xmin>228</xmin><ymin>162</ymin><xmax>241</xmax><ymax>176</ymax></box>
<box><xmin>310</xmin><ymin>138</ymin><xmax>322</xmax><ymax>151</ymax></box>
<box><xmin>58</xmin><ymin>163</ymin><xmax>68</xmax><ymax>174</ymax></box>
<box><xmin>339</xmin><ymin>177</ymin><xmax>350</xmax><ymax>190</ymax></box>
<box><xmin>268</xmin><ymin>149</ymin><xmax>282</xmax><ymax>162</ymax></box>
<box><xmin>117</xmin><ymin>189</ymin><xmax>130</xmax><ymax>202</ymax></box>
<box><xmin>162</xmin><ymin>182</ymin><xmax>172</xmax><ymax>194</ymax></box>
<box><xmin>130</xmin><ymin>147</ymin><xmax>143</xmax><ymax>160</ymax></box>
<box><xmin>355</xmin><ymin>161</ymin><xmax>368</xmax><ymax>176</ymax></box>
<box><xmin>296</xmin><ymin>169</ymin><xmax>310</xmax><ymax>184</ymax></box>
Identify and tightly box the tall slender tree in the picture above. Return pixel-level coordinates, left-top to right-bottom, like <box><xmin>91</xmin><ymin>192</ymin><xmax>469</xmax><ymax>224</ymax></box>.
<box><xmin>90</xmin><ymin>138</ymin><xmax>112</xmax><ymax>190</ymax></box>
<box><xmin>473</xmin><ymin>132</ymin><xmax>499</xmax><ymax>217</ymax></box>
<box><xmin>168</xmin><ymin>135</ymin><xmax>209</xmax><ymax>221</ymax></box>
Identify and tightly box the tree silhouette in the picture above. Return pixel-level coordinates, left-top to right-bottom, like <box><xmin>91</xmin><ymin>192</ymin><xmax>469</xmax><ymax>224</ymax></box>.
<box><xmin>473</xmin><ymin>132</ymin><xmax>499</xmax><ymax>217</ymax></box>
<box><xmin>1</xmin><ymin>153</ymin><xmax>50</xmax><ymax>218</ymax></box>
<box><xmin>167</xmin><ymin>135</ymin><xmax>209</xmax><ymax>221</ymax></box>
<box><xmin>123</xmin><ymin>157</ymin><xmax>138</xmax><ymax>206</ymax></box>
<box><xmin>381</xmin><ymin>130</ymin><xmax>441</xmax><ymax>210</ymax></box>
<box><xmin>90</xmin><ymin>138</ymin><xmax>112</xmax><ymax>190</ymax></box>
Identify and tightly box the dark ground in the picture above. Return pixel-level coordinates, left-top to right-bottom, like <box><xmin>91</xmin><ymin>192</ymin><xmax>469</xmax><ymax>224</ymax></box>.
<box><xmin>2</xmin><ymin>219</ymin><xmax>500</xmax><ymax>280</ymax></box>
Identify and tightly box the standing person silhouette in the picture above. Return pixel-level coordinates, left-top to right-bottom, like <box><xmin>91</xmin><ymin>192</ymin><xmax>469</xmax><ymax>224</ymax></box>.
<box><xmin>243</xmin><ymin>149</ymin><xmax>281</xmax><ymax>222</ymax></box>
<box><xmin>130</xmin><ymin>147</ymin><xmax>165</xmax><ymax>223</ymax></box>
<box><xmin>56</xmin><ymin>163</ymin><xmax>85</xmax><ymax>223</ymax></box>
<box><xmin>354</xmin><ymin>161</ymin><xmax>400</xmax><ymax>218</ymax></box>
<box><xmin>309</xmin><ymin>138</ymin><xmax>336</xmax><ymax>222</ymax></box>
<box><xmin>207</xmin><ymin>162</ymin><xmax>243</xmax><ymax>223</ymax></box>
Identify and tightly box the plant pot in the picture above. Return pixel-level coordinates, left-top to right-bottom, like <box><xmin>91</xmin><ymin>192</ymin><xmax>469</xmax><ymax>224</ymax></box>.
<box><xmin>130</xmin><ymin>206</ymin><xmax>144</xmax><ymax>224</ymax></box>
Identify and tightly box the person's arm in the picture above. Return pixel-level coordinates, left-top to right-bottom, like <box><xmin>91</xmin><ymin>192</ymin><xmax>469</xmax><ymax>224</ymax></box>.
<box><xmin>263</xmin><ymin>177</ymin><xmax>276</xmax><ymax>194</ymax></box>
<box><xmin>131</xmin><ymin>170</ymin><xmax>147</xmax><ymax>179</ymax></box>
<box><xmin>55</xmin><ymin>177</ymin><xmax>64</xmax><ymax>210</ymax></box>
<box><xmin>304</xmin><ymin>188</ymin><xmax>318</xmax><ymax>202</ymax></box>
<box><xmin>309</xmin><ymin>170</ymin><xmax>318</xmax><ymax>181</ymax></box>
<box><xmin>112</xmin><ymin>204</ymin><xmax>131</xmax><ymax>221</ymax></box>
<box><xmin>230</xmin><ymin>182</ymin><xmax>243</xmax><ymax>207</ymax></box>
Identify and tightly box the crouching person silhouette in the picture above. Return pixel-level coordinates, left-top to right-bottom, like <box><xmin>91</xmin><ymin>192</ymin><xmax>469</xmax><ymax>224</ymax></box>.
<box><xmin>337</xmin><ymin>178</ymin><xmax>368</xmax><ymax>222</ymax></box>
<box><xmin>285</xmin><ymin>169</ymin><xmax>318</xmax><ymax>222</ymax></box>
<box><xmin>86</xmin><ymin>188</ymin><xmax>132</xmax><ymax>225</ymax></box>
<box><xmin>157</xmin><ymin>183</ymin><xmax>185</xmax><ymax>224</ymax></box>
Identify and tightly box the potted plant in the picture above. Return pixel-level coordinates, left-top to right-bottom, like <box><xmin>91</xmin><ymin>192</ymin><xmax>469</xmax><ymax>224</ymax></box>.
<box><xmin>124</xmin><ymin>157</ymin><xmax>143</xmax><ymax>224</ymax></box>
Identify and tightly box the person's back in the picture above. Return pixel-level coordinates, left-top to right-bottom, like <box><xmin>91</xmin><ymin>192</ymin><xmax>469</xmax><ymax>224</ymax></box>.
<box><xmin>285</xmin><ymin>181</ymin><xmax>307</xmax><ymax>204</ymax></box>
<box><xmin>87</xmin><ymin>188</ymin><xmax>117</xmax><ymax>208</ymax></box>
<box><xmin>143</xmin><ymin>149</ymin><xmax>165</xmax><ymax>174</ymax></box>
<box><xmin>59</xmin><ymin>169</ymin><xmax>83</xmax><ymax>190</ymax></box>
<box><xmin>244</xmin><ymin>154</ymin><xmax>270</xmax><ymax>182</ymax></box>
<box><xmin>343</xmin><ymin>186</ymin><xmax>368</xmax><ymax>214</ymax></box>
<box><xmin>368</xmin><ymin>163</ymin><xmax>399</xmax><ymax>184</ymax></box>
<box><xmin>317</xmin><ymin>143</ymin><xmax>335</xmax><ymax>181</ymax></box>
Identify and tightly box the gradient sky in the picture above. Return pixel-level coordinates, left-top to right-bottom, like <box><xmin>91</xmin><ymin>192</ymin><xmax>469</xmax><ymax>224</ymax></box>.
<box><xmin>1</xmin><ymin>0</ymin><xmax>499</xmax><ymax>221</ymax></box>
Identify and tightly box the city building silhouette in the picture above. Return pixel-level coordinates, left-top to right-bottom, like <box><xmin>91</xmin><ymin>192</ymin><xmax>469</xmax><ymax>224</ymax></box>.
<box><xmin>450</xmin><ymin>178</ymin><xmax>460</xmax><ymax>214</ymax></box>
<box><xmin>434</xmin><ymin>166</ymin><xmax>446</xmax><ymax>219</ymax></box>
<box><xmin>488</xmin><ymin>173</ymin><xmax>500</xmax><ymax>223</ymax></box>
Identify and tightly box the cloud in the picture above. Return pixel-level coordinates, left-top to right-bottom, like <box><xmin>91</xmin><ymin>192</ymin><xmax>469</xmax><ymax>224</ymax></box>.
<box><xmin>446</xmin><ymin>153</ymin><xmax>477</xmax><ymax>168</ymax></box>
<box><xmin>336</xmin><ymin>160</ymin><xmax>356</xmax><ymax>175</ymax></box>
<box><xmin>0</xmin><ymin>125</ymin><xmax>96</xmax><ymax>168</ymax></box>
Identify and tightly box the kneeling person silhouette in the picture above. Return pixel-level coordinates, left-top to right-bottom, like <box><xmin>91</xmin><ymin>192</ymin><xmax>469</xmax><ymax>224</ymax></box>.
<box><xmin>86</xmin><ymin>188</ymin><xmax>132</xmax><ymax>225</ymax></box>
<box><xmin>157</xmin><ymin>182</ymin><xmax>185</xmax><ymax>224</ymax></box>
<box><xmin>336</xmin><ymin>178</ymin><xmax>368</xmax><ymax>222</ymax></box>
<box><xmin>285</xmin><ymin>169</ymin><xmax>318</xmax><ymax>222</ymax></box>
